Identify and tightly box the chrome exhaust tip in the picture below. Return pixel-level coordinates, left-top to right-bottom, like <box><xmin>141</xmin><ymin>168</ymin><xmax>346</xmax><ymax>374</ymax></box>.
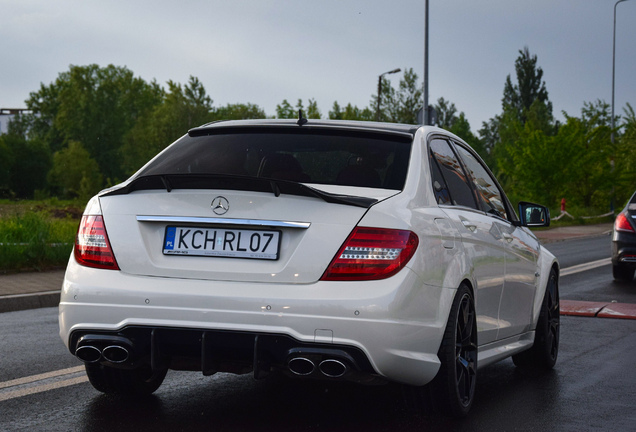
<box><xmin>102</xmin><ymin>345</ymin><xmax>130</xmax><ymax>363</ymax></box>
<box><xmin>288</xmin><ymin>357</ymin><xmax>316</xmax><ymax>376</ymax></box>
<box><xmin>74</xmin><ymin>334</ymin><xmax>134</xmax><ymax>364</ymax></box>
<box><xmin>75</xmin><ymin>345</ymin><xmax>102</xmax><ymax>363</ymax></box>
<box><xmin>319</xmin><ymin>359</ymin><xmax>348</xmax><ymax>378</ymax></box>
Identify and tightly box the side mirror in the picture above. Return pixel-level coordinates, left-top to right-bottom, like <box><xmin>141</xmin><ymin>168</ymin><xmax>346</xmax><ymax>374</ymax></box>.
<box><xmin>517</xmin><ymin>201</ymin><xmax>550</xmax><ymax>227</ymax></box>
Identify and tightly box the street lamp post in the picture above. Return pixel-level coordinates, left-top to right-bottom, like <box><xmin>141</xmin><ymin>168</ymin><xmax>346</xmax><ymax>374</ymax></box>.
<box><xmin>611</xmin><ymin>0</ymin><xmax>632</xmax><ymax>211</ymax></box>
<box><xmin>376</xmin><ymin>68</ymin><xmax>401</xmax><ymax>121</ymax></box>
<box><xmin>423</xmin><ymin>0</ymin><xmax>429</xmax><ymax>125</ymax></box>
<box><xmin>612</xmin><ymin>0</ymin><xmax>631</xmax><ymax>143</ymax></box>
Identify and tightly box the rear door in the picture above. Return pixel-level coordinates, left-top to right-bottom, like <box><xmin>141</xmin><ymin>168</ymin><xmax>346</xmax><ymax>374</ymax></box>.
<box><xmin>429</xmin><ymin>137</ymin><xmax>505</xmax><ymax>345</ymax></box>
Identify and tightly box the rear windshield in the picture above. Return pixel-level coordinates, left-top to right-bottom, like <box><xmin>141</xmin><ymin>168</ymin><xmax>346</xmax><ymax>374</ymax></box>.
<box><xmin>137</xmin><ymin>129</ymin><xmax>412</xmax><ymax>190</ymax></box>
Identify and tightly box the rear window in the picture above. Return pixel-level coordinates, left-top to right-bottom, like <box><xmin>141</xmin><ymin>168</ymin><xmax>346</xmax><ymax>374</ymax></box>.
<box><xmin>138</xmin><ymin>129</ymin><xmax>412</xmax><ymax>190</ymax></box>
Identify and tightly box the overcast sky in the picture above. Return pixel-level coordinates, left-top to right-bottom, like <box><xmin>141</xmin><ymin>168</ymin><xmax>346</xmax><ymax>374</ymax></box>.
<box><xmin>1</xmin><ymin>0</ymin><xmax>635</xmax><ymax>133</ymax></box>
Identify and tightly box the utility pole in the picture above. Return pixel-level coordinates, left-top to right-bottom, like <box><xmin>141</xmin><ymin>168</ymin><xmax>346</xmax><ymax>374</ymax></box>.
<box><xmin>611</xmin><ymin>0</ymin><xmax>633</xmax><ymax>211</ymax></box>
<box><xmin>423</xmin><ymin>0</ymin><xmax>429</xmax><ymax>125</ymax></box>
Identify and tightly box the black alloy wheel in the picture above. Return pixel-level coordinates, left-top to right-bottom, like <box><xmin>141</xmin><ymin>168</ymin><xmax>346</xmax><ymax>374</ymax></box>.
<box><xmin>431</xmin><ymin>284</ymin><xmax>478</xmax><ymax>417</ymax></box>
<box><xmin>454</xmin><ymin>291</ymin><xmax>478</xmax><ymax>407</ymax></box>
<box><xmin>513</xmin><ymin>268</ymin><xmax>559</xmax><ymax>370</ymax></box>
<box><xmin>544</xmin><ymin>271</ymin><xmax>560</xmax><ymax>363</ymax></box>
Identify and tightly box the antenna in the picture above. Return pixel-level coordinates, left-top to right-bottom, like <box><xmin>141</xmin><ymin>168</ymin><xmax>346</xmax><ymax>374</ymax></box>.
<box><xmin>297</xmin><ymin>109</ymin><xmax>308</xmax><ymax>126</ymax></box>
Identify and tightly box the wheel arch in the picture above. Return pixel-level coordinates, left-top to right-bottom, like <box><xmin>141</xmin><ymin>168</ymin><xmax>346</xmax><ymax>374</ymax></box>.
<box><xmin>531</xmin><ymin>251</ymin><xmax>560</xmax><ymax>328</ymax></box>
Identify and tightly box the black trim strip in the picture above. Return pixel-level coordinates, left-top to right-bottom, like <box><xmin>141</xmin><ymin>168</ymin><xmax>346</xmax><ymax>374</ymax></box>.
<box><xmin>101</xmin><ymin>174</ymin><xmax>378</xmax><ymax>208</ymax></box>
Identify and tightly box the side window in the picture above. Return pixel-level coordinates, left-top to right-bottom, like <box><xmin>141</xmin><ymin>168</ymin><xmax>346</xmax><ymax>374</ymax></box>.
<box><xmin>454</xmin><ymin>144</ymin><xmax>508</xmax><ymax>220</ymax></box>
<box><xmin>429</xmin><ymin>151</ymin><xmax>452</xmax><ymax>205</ymax></box>
<box><xmin>429</xmin><ymin>138</ymin><xmax>477</xmax><ymax>209</ymax></box>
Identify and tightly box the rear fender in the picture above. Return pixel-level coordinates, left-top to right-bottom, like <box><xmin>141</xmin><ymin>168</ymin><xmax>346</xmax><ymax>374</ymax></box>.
<box><xmin>532</xmin><ymin>248</ymin><xmax>559</xmax><ymax>327</ymax></box>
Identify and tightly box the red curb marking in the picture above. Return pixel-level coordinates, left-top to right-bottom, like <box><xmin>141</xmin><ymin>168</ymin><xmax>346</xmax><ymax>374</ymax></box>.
<box><xmin>597</xmin><ymin>303</ymin><xmax>636</xmax><ymax>320</ymax></box>
<box><xmin>560</xmin><ymin>300</ymin><xmax>636</xmax><ymax>320</ymax></box>
<box><xmin>560</xmin><ymin>300</ymin><xmax>610</xmax><ymax>317</ymax></box>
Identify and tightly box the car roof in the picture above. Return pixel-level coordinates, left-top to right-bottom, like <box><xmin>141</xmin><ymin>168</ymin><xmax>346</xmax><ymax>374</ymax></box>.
<box><xmin>188</xmin><ymin>118</ymin><xmax>424</xmax><ymax>139</ymax></box>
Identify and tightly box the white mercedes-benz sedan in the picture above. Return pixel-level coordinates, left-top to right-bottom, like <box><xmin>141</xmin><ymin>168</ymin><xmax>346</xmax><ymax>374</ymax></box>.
<box><xmin>59</xmin><ymin>118</ymin><xmax>559</xmax><ymax>417</ymax></box>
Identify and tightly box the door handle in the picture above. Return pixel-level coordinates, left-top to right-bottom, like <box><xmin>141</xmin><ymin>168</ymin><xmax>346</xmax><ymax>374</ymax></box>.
<box><xmin>502</xmin><ymin>233</ymin><xmax>514</xmax><ymax>243</ymax></box>
<box><xmin>461</xmin><ymin>220</ymin><xmax>477</xmax><ymax>232</ymax></box>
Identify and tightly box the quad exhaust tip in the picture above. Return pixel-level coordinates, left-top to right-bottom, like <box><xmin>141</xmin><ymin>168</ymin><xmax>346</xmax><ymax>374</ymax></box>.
<box><xmin>74</xmin><ymin>344</ymin><xmax>131</xmax><ymax>364</ymax></box>
<box><xmin>74</xmin><ymin>335</ymin><xmax>133</xmax><ymax>364</ymax></box>
<box><xmin>288</xmin><ymin>357</ymin><xmax>315</xmax><ymax>376</ymax></box>
<box><xmin>75</xmin><ymin>345</ymin><xmax>102</xmax><ymax>363</ymax></box>
<box><xmin>319</xmin><ymin>359</ymin><xmax>347</xmax><ymax>378</ymax></box>
<box><xmin>102</xmin><ymin>345</ymin><xmax>130</xmax><ymax>363</ymax></box>
<box><xmin>288</xmin><ymin>356</ymin><xmax>349</xmax><ymax>378</ymax></box>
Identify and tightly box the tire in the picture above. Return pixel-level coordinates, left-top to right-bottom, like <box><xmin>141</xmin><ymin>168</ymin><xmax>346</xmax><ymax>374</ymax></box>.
<box><xmin>512</xmin><ymin>269</ymin><xmax>559</xmax><ymax>370</ymax></box>
<box><xmin>85</xmin><ymin>363</ymin><xmax>168</xmax><ymax>395</ymax></box>
<box><xmin>613</xmin><ymin>264</ymin><xmax>634</xmax><ymax>282</ymax></box>
<box><xmin>430</xmin><ymin>284</ymin><xmax>478</xmax><ymax>417</ymax></box>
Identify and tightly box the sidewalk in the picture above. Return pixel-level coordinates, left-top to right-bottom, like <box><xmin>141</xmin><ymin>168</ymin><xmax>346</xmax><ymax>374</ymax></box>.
<box><xmin>0</xmin><ymin>223</ymin><xmax>616</xmax><ymax>313</ymax></box>
<box><xmin>0</xmin><ymin>270</ymin><xmax>64</xmax><ymax>313</ymax></box>
<box><xmin>533</xmin><ymin>223</ymin><xmax>613</xmax><ymax>244</ymax></box>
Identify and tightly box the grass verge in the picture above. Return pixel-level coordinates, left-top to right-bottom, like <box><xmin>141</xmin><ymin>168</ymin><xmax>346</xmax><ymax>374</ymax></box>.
<box><xmin>0</xmin><ymin>200</ymin><xmax>82</xmax><ymax>273</ymax></box>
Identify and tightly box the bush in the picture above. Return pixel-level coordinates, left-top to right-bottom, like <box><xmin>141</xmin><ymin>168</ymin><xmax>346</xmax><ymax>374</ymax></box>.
<box><xmin>0</xmin><ymin>211</ymin><xmax>77</xmax><ymax>272</ymax></box>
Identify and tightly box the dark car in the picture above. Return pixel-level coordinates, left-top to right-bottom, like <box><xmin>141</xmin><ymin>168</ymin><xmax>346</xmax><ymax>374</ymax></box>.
<box><xmin>612</xmin><ymin>191</ymin><xmax>636</xmax><ymax>281</ymax></box>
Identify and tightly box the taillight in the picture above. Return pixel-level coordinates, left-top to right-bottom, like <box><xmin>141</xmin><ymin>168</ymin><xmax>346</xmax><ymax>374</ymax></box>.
<box><xmin>321</xmin><ymin>227</ymin><xmax>418</xmax><ymax>281</ymax></box>
<box><xmin>615</xmin><ymin>212</ymin><xmax>635</xmax><ymax>233</ymax></box>
<box><xmin>74</xmin><ymin>215</ymin><xmax>120</xmax><ymax>270</ymax></box>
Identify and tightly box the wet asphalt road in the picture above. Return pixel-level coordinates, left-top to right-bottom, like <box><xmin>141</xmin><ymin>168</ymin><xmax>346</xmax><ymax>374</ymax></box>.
<box><xmin>1</xmin><ymin>234</ymin><xmax>635</xmax><ymax>431</ymax></box>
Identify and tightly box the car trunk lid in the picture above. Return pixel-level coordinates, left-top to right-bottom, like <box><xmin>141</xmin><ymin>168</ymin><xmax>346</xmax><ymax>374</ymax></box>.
<box><xmin>99</xmin><ymin>187</ymin><xmax>387</xmax><ymax>284</ymax></box>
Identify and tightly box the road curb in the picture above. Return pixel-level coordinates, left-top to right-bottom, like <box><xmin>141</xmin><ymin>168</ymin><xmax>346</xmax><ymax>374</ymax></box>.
<box><xmin>560</xmin><ymin>300</ymin><xmax>636</xmax><ymax>320</ymax></box>
<box><xmin>0</xmin><ymin>291</ymin><xmax>60</xmax><ymax>313</ymax></box>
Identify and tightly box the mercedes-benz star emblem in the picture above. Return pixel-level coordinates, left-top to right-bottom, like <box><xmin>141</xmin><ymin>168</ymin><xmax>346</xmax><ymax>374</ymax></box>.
<box><xmin>211</xmin><ymin>196</ymin><xmax>230</xmax><ymax>215</ymax></box>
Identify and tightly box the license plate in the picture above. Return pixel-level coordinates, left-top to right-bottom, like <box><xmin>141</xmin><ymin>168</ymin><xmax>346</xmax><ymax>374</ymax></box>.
<box><xmin>163</xmin><ymin>226</ymin><xmax>280</xmax><ymax>260</ymax></box>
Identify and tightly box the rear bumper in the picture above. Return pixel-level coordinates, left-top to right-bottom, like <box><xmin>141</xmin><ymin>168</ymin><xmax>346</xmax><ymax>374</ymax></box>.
<box><xmin>611</xmin><ymin>233</ymin><xmax>636</xmax><ymax>267</ymax></box>
<box><xmin>59</xmin><ymin>259</ymin><xmax>453</xmax><ymax>386</ymax></box>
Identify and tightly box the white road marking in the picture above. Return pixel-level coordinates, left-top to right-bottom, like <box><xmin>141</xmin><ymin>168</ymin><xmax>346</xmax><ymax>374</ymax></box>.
<box><xmin>0</xmin><ymin>365</ymin><xmax>87</xmax><ymax>402</ymax></box>
<box><xmin>0</xmin><ymin>376</ymin><xmax>88</xmax><ymax>402</ymax></box>
<box><xmin>560</xmin><ymin>258</ymin><xmax>611</xmax><ymax>277</ymax></box>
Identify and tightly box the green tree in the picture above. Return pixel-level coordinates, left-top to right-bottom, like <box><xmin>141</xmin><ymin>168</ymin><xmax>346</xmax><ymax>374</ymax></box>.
<box><xmin>503</xmin><ymin>47</ymin><xmax>553</xmax><ymax>125</ymax></box>
<box><xmin>480</xmin><ymin>47</ymin><xmax>555</xmax><ymax>166</ymax></box>
<box><xmin>121</xmin><ymin>76</ymin><xmax>214</xmax><ymax>174</ymax></box>
<box><xmin>430</xmin><ymin>97</ymin><xmax>484</xmax><ymax>159</ymax></box>
<box><xmin>495</xmin><ymin>100</ymin><xmax>620</xmax><ymax>210</ymax></box>
<box><xmin>328</xmin><ymin>102</ymin><xmax>372</xmax><ymax>121</ymax></box>
<box><xmin>449</xmin><ymin>113</ymin><xmax>485</xmax><ymax>160</ymax></box>
<box><xmin>329</xmin><ymin>101</ymin><xmax>343</xmax><ymax>120</ymax></box>
<box><xmin>395</xmin><ymin>68</ymin><xmax>422</xmax><ymax>124</ymax></box>
<box><xmin>478</xmin><ymin>116</ymin><xmax>500</xmax><ymax>156</ymax></box>
<box><xmin>295</xmin><ymin>99</ymin><xmax>305</xmax><ymax>117</ymax></box>
<box><xmin>276</xmin><ymin>99</ymin><xmax>321</xmax><ymax>119</ymax></box>
<box><xmin>307</xmin><ymin>99</ymin><xmax>321</xmax><ymax>119</ymax></box>
<box><xmin>370</xmin><ymin>75</ymin><xmax>397</xmax><ymax>122</ymax></box>
<box><xmin>0</xmin><ymin>114</ymin><xmax>51</xmax><ymax>198</ymax></box>
<box><xmin>26</xmin><ymin>64</ymin><xmax>163</xmax><ymax>182</ymax></box>
<box><xmin>213</xmin><ymin>103</ymin><xmax>266</xmax><ymax>120</ymax></box>
<box><xmin>613</xmin><ymin>103</ymin><xmax>636</xmax><ymax>205</ymax></box>
<box><xmin>345</xmin><ymin>104</ymin><xmax>374</xmax><ymax>121</ymax></box>
<box><xmin>434</xmin><ymin>97</ymin><xmax>459</xmax><ymax>130</ymax></box>
<box><xmin>276</xmin><ymin>99</ymin><xmax>295</xmax><ymax>119</ymax></box>
<box><xmin>369</xmin><ymin>68</ymin><xmax>428</xmax><ymax>124</ymax></box>
<box><xmin>26</xmin><ymin>82</ymin><xmax>65</xmax><ymax>154</ymax></box>
<box><xmin>0</xmin><ymin>137</ymin><xmax>11</xmax><ymax>194</ymax></box>
<box><xmin>48</xmin><ymin>141</ymin><xmax>102</xmax><ymax>200</ymax></box>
